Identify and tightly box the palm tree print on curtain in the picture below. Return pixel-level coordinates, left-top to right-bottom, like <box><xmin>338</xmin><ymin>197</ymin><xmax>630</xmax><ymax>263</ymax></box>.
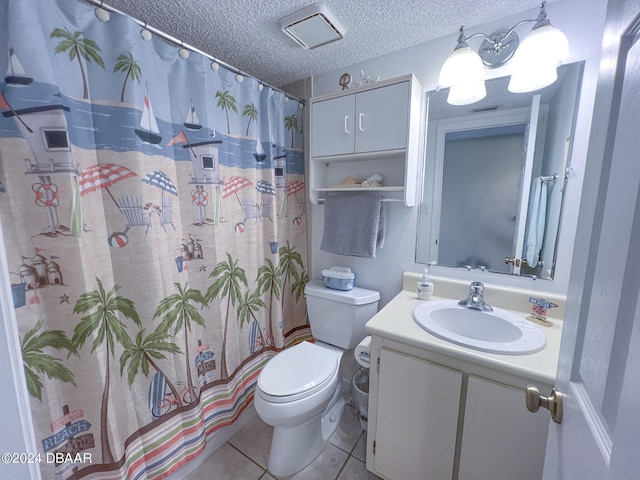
<box><xmin>20</xmin><ymin>320</ymin><xmax>76</xmax><ymax>401</ymax></box>
<box><xmin>237</xmin><ymin>289</ymin><xmax>268</xmax><ymax>350</ymax></box>
<box><xmin>216</xmin><ymin>90</ymin><xmax>237</xmax><ymax>134</ymax></box>
<box><xmin>120</xmin><ymin>328</ymin><xmax>183</xmax><ymax>408</ymax></box>
<box><xmin>113</xmin><ymin>52</ymin><xmax>141</xmax><ymax>103</ymax></box>
<box><xmin>285</xmin><ymin>114</ymin><xmax>298</xmax><ymax>148</ymax></box>
<box><xmin>51</xmin><ymin>27</ymin><xmax>105</xmax><ymax>99</ymax></box>
<box><xmin>256</xmin><ymin>258</ymin><xmax>281</xmax><ymax>346</ymax></box>
<box><xmin>205</xmin><ymin>253</ymin><xmax>247</xmax><ymax>379</ymax></box>
<box><xmin>71</xmin><ymin>278</ymin><xmax>140</xmax><ymax>464</ymax></box>
<box><xmin>154</xmin><ymin>283</ymin><xmax>206</xmax><ymax>395</ymax></box>
<box><xmin>0</xmin><ymin>0</ymin><xmax>307</xmax><ymax>478</ymax></box>
<box><xmin>243</xmin><ymin>103</ymin><xmax>258</xmax><ymax>136</ymax></box>
<box><xmin>279</xmin><ymin>241</ymin><xmax>304</xmax><ymax>310</ymax></box>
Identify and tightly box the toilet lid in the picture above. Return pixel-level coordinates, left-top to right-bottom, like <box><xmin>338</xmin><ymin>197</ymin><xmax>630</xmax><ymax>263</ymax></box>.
<box><xmin>258</xmin><ymin>341</ymin><xmax>340</xmax><ymax>400</ymax></box>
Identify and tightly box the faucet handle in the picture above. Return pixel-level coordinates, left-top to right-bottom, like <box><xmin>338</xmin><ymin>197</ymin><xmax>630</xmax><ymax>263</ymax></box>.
<box><xmin>470</xmin><ymin>281</ymin><xmax>484</xmax><ymax>293</ymax></box>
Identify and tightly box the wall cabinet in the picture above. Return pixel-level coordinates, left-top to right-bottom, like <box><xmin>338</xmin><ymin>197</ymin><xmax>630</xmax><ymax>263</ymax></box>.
<box><xmin>309</xmin><ymin>75</ymin><xmax>423</xmax><ymax>206</ymax></box>
<box><xmin>367</xmin><ymin>343</ymin><xmax>551</xmax><ymax>480</ymax></box>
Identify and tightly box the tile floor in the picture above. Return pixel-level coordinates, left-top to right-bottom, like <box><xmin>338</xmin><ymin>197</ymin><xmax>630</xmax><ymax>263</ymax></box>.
<box><xmin>185</xmin><ymin>402</ymin><xmax>381</xmax><ymax>480</ymax></box>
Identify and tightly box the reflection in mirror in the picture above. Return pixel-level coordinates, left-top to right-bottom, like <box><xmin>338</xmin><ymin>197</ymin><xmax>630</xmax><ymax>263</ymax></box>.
<box><xmin>416</xmin><ymin>62</ymin><xmax>584</xmax><ymax>279</ymax></box>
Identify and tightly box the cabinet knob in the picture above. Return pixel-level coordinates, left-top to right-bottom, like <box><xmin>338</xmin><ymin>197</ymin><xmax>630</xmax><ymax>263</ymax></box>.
<box><xmin>344</xmin><ymin>115</ymin><xmax>350</xmax><ymax>134</ymax></box>
<box><xmin>358</xmin><ymin>113</ymin><xmax>365</xmax><ymax>132</ymax></box>
<box><xmin>525</xmin><ymin>385</ymin><xmax>563</xmax><ymax>424</ymax></box>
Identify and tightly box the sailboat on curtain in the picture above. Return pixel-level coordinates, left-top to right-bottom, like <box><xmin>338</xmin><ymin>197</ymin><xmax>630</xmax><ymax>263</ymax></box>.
<box><xmin>135</xmin><ymin>83</ymin><xmax>162</xmax><ymax>144</ymax></box>
<box><xmin>253</xmin><ymin>137</ymin><xmax>266</xmax><ymax>163</ymax></box>
<box><xmin>5</xmin><ymin>47</ymin><xmax>33</xmax><ymax>85</ymax></box>
<box><xmin>184</xmin><ymin>99</ymin><xmax>202</xmax><ymax>130</ymax></box>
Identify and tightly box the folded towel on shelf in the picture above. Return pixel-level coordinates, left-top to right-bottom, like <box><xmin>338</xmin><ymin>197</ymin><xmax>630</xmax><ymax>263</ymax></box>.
<box><xmin>525</xmin><ymin>177</ymin><xmax>548</xmax><ymax>267</ymax></box>
<box><xmin>320</xmin><ymin>193</ymin><xmax>386</xmax><ymax>258</ymax></box>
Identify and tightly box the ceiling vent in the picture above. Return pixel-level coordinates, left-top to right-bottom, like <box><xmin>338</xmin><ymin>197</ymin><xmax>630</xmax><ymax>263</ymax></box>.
<box><xmin>279</xmin><ymin>3</ymin><xmax>345</xmax><ymax>50</ymax></box>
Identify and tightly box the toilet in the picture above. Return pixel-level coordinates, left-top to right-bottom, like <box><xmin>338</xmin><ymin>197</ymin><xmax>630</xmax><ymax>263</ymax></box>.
<box><xmin>254</xmin><ymin>279</ymin><xmax>380</xmax><ymax>477</ymax></box>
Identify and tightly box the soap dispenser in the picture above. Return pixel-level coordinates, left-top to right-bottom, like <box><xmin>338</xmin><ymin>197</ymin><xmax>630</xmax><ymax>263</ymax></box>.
<box><xmin>417</xmin><ymin>266</ymin><xmax>434</xmax><ymax>300</ymax></box>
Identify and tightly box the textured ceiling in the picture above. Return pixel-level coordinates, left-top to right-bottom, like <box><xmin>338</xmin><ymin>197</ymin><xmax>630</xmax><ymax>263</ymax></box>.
<box><xmin>105</xmin><ymin>0</ymin><xmax>552</xmax><ymax>88</ymax></box>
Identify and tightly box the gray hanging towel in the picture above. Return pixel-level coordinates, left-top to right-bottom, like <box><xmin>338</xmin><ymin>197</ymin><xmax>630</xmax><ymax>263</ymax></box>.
<box><xmin>320</xmin><ymin>193</ymin><xmax>386</xmax><ymax>258</ymax></box>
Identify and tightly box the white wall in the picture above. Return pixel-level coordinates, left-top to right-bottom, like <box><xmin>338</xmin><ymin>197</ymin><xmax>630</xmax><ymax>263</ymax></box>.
<box><xmin>307</xmin><ymin>0</ymin><xmax>608</xmax><ymax>306</ymax></box>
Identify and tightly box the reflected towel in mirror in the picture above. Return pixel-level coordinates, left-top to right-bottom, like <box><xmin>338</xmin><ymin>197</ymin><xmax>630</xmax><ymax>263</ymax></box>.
<box><xmin>525</xmin><ymin>177</ymin><xmax>548</xmax><ymax>267</ymax></box>
<box><xmin>320</xmin><ymin>193</ymin><xmax>385</xmax><ymax>258</ymax></box>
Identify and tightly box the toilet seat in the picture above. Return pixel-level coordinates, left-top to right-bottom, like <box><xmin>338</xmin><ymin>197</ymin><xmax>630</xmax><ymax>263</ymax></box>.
<box><xmin>257</xmin><ymin>341</ymin><xmax>340</xmax><ymax>403</ymax></box>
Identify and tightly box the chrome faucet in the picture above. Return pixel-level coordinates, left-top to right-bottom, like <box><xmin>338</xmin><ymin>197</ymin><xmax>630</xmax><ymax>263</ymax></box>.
<box><xmin>458</xmin><ymin>281</ymin><xmax>493</xmax><ymax>312</ymax></box>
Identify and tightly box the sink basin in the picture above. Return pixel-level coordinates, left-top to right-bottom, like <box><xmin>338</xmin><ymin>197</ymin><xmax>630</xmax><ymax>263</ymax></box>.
<box><xmin>413</xmin><ymin>300</ymin><xmax>546</xmax><ymax>355</ymax></box>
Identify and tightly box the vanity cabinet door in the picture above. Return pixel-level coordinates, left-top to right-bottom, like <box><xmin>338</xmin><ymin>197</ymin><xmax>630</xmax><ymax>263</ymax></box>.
<box><xmin>373</xmin><ymin>348</ymin><xmax>462</xmax><ymax>480</ymax></box>
<box><xmin>310</xmin><ymin>94</ymin><xmax>356</xmax><ymax>157</ymax></box>
<box><xmin>458</xmin><ymin>375</ymin><xmax>550</xmax><ymax>480</ymax></box>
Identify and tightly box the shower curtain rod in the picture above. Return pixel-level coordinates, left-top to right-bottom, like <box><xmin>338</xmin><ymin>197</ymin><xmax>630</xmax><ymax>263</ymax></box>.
<box><xmin>82</xmin><ymin>0</ymin><xmax>304</xmax><ymax>104</ymax></box>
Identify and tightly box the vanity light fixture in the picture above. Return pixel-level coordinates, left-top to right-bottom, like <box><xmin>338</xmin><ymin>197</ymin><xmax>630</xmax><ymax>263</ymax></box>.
<box><xmin>438</xmin><ymin>1</ymin><xmax>569</xmax><ymax>104</ymax></box>
<box><xmin>279</xmin><ymin>3</ymin><xmax>345</xmax><ymax>50</ymax></box>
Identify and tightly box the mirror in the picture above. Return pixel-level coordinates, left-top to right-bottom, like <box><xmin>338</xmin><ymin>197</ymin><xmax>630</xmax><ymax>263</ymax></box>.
<box><xmin>416</xmin><ymin>62</ymin><xmax>584</xmax><ymax>279</ymax></box>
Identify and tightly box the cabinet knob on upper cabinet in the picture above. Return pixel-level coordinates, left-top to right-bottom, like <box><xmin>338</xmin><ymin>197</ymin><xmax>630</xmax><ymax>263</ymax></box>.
<box><xmin>525</xmin><ymin>385</ymin><xmax>563</xmax><ymax>424</ymax></box>
<box><xmin>344</xmin><ymin>115</ymin><xmax>350</xmax><ymax>134</ymax></box>
<box><xmin>358</xmin><ymin>113</ymin><xmax>365</xmax><ymax>132</ymax></box>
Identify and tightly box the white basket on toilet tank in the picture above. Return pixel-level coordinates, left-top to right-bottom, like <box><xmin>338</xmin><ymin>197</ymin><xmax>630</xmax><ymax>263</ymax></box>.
<box><xmin>254</xmin><ymin>279</ymin><xmax>380</xmax><ymax>477</ymax></box>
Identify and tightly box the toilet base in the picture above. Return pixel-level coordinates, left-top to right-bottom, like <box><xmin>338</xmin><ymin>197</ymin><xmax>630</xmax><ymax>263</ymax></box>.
<box><xmin>267</xmin><ymin>384</ymin><xmax>345</xmax><ymax>477</ymax></box>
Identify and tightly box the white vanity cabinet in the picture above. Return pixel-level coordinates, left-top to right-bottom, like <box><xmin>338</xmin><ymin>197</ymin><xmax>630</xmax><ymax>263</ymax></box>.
<box><xmin>373</xmin><ymin>348</ymin><xmax>462</xmax><ymax>480</ymax></box>
<box><xmin>367</xmin><ymin>340</ymin><xmax>552</xmax><ymax>480</ymax></box>
<box><xmin>309</xmin><ymin>75</ymin><xmax>423</xmax><ymax>206</ymax></box>
<box><xmin>457</xmin><ymin>375</ymin><xmax>549</xmax><ymax>480</ymax></box>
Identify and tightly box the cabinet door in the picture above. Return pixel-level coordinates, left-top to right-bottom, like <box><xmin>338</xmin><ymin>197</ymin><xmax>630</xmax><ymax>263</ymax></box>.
<box><xmin>354</xmin><ymin>81</ymin><xmax>409</xmax><ymax>153</ymax></box>
<box><xmin>311</xmin><ymin>94</ymin><xmax>355</xmax><ymax>157</ymax></box>
<box><xmin>374</xmin><ymin>348</ymin><xmax>462</xmax><ymax>480</ymax></box>
<box><xmin>458</xmin><ymin>375</ymin><xmax>549</xmax><ymax>480</ymax></box>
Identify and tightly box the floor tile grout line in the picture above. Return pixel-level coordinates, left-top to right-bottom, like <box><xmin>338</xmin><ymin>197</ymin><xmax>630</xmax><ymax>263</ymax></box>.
<box><xmin>333</xmin><ymin>455</ymin><xmax>350</xmax><ymax>480</ymax></box>
<box><xmin>227</xmin><ymin>441</ymin><xmax>268</xmax><ymax>477</ymax></box>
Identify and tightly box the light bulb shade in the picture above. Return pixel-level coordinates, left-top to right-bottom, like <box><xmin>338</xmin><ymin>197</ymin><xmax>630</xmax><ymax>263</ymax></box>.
<box><xmin>508</xmin><ymin>64</ymin><xmax>558</xmax><ymax>93</ymax></box>
<box><xmin>447</xmin><ymin>81</ymin><xmax>487</xmax><ymax>105</ymax></box>
<box><xmin>511</xmin><ymin>24</ymin><xmax>569</xmax><ymax>69</ymax></box>
<box><xmin>439</xmin><ymin>45</ymin><xmax>485</xmax><ymax>88</ymax></box>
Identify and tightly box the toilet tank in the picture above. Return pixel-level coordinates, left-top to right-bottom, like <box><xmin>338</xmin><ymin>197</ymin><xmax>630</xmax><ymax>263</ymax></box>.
<box><xmin>304</xmin><ymin>280</ymin><xmax>380</xmax><ymax>349</ymax></box>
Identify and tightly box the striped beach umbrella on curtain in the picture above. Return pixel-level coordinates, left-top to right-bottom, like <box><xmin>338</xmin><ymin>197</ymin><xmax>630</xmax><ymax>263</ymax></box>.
<box><xmin>256</xmin><ymin>179</ymin><xmax>276</xmax><ymax>201</ymax></box>
<box><xmin>222</xmin><ymin>176</ymin><xmax>253</xmax><ymax>205</ymax></box>
<box><xmin>142</xmin><ymin>170</ymin><xmax>178</xmax><ymax>204</ymax></box>
<box><xmin>79</xmin><ymin>163</ymin><xmax>137</xmax><ymax>206</ymax></box>
<box><xmin>141</xmin><ymin>170</ymin><xmax>177</xmax><ymax>195</ymax></box>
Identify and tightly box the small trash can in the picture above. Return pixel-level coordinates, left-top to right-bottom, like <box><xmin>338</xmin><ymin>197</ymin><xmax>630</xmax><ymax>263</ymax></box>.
<box><xmin>352</xmin><ymin>367</ymin><xmax>369</xmax><ymax>431</ymax></box>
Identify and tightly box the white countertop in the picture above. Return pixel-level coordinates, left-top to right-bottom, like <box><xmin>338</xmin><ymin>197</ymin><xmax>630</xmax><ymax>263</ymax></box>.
<box><xmin>365</xmin><ymin>289</ymin><xmax>562</xmax><ymax>386</ymax></box>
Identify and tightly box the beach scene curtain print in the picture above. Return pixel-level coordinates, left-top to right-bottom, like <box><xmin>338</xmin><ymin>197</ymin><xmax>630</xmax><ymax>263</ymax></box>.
<box><xmin>0</xmin><ymin>0</ymin><xmax>309</xmax><ymax>478</ymax></box>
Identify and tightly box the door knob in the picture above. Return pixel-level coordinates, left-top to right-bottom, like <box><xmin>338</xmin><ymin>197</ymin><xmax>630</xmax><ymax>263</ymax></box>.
<box><xmin>525</xmin><ymin>385</ymin><xmax>563</xmax><ymax>424</ymax></box>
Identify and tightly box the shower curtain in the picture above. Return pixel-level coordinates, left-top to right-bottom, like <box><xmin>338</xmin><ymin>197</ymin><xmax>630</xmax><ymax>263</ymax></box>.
<box><xmin>0</xmin><ymin>0</ymin><xmax>309</xmax><ymax>478</ymax></box>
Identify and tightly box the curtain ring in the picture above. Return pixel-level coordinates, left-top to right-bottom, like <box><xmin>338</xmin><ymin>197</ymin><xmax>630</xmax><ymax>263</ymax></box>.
<box><xmin>179</xmin><ymin>41</ymin><xmax>190</xmax><ymax>59</ymax></box>
<box><xmin>141</xmin><ymin>21</ymin><xmax>152</xmax><ymax>41</ymax></box>
<box><xmin>95</xmin><ymin>1</ymin><xmax>110</xmax><ymax>22</ymax></box>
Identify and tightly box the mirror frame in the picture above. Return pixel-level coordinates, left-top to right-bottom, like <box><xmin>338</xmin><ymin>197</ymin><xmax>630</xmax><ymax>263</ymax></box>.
<box><xmin>416</xmin><ymin>61</ymin><xmax>585</xmax><ymax>279</ymax></box>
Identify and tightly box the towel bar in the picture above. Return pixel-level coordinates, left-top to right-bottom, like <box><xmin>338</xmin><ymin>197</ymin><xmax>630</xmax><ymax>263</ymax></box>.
<box><xmin>317</xmin><ymin>197</ymin><xmax>402</xmax><ymax>203</ymax></box>
<box><xmin>540</xmin><ymin>171</ymin><xmax>570</xmax><ymax>182</ymax></box>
